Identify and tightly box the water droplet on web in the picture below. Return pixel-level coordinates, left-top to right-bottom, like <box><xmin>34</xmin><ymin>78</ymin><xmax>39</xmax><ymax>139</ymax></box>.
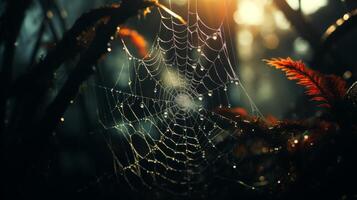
<box><xmin>208</xmin><ymin>91</ymin><xmax>213</xmax><ymax>97</ymax></box>
<box><xmin>212</xmin><ymin>33</ymin><xmax>218</xmax><ymax>40</ymax></box>
<box><xmin>223</xmin><ymin>86</ymin><xmax>227</xmax><ymax>91</ymax></box>
<box><xmin>198</xmin><ymin>95</ymin><xmax>203</xmax><ymax>101</ymax></box>
<box><xmin>164</xmin><ymin>111</ymin><xmax>168</xmax><ymax>118</ymax></box>
<box><xmin>192</xmin><ymin>64</ymin><xmax>197</xmax><ymax>69</ymax></box>
<box><xmin>140</xmin><ymin>103</ymin><xmax>144</xmax><ymax>108</ymax></box>
<box><xmin>235</xmin><ymin>81</ymin><xmax>239</xmax><ymax>85</ymax></box>
<box><xmin>200</xmin><ymin>66</ymin><xmax>204</xmax><ymax>71</ymax></box>
<box><xmin>197</xmin><ymin>47</ymin><xmax>201</xmax><ymax>52</ymax></box>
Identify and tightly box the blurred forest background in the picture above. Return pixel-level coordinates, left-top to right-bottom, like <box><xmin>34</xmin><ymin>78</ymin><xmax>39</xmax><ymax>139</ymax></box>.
<box><xmin>1</xmin><ymin>0</ymin><xmax>357</xmax><ymax>199</ymax></box>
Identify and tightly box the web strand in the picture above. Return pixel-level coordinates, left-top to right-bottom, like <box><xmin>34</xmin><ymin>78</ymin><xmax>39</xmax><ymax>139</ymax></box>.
<box><xmin>96</xmin><ymin>0</ymin><xmax>262</xmax><ymax>195</ymax></box>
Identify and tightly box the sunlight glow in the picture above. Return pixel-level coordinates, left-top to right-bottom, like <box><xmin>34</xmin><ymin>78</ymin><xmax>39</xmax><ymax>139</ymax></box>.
<box><xmin>234</xmin><ymin>0</ymin><xmax>264</xmax><ymax>26</ymax></box>
<box><xmin>175</xmin><ymin>93</ymin><xmax>197</xmax><ymax>111</ymax></box>
<box><xmin>273</xmin><ymin>11</ymin><xmax>291</xmax><ymax>30</ymax></box>
<box><xmin>287</xmin><ymin>0</ymin><xmax>328</xmax><ymax>15</ymax></box>
<box><xmin>293</xmin><ymin>37</ymin><xmax>310</xmax><ymax>55</ymax></box>
<box><xmin>162</xmin><ymin>69</ymin><xmax>186</xmax><ymax>88</ymax></box>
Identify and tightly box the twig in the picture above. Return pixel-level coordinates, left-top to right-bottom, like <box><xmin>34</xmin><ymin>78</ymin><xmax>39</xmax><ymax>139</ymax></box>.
<box><xmin>6</xmin><ymin>5</ymin><xmax>124</xmax><ymax>136</ymax></box>
<box><xmin>0</xmin><ymin>0</ymin><xmax>33</xmax><ymax>132</ymax></box>
<box><xmin>38</xmin><ymin>0</ymin><xmax>157</xmax><ymax>135</ymax></box>
<box><xmin>29</xmin><ymin>18</ymin><xmax>47</xmax><ymax>67</ymax></box>
<box><xmin>273</xmin><ymin>0</ymin><xmax>320</xmax><ymax>49</ymax></box>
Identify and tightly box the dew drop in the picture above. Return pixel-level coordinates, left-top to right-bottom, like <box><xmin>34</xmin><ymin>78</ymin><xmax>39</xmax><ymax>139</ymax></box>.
<box><xmin>212</xmin><ymin>33</ymin><xmax>218</xmax><ymax>40</ymax></box>
<box><xmin>208</xmin><ymin>91</ymin><xmax>213</xmax><ymax>97</ymax></box>
<box><xmin>198</xmin><ymin>95</ymin><xmax>203</xmax><ymax>101</ymax></box>
<box><xmin>164</xmin><ymin>111</ymin><xmax>168</xmax><ymax>118</ymax></box>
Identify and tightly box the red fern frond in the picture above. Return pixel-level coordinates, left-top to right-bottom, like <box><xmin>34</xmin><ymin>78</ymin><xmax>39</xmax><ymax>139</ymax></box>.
<box><xmin>265</xmin><ymin>57</ymin><xmax>347</xmax><ymax>108</ymax></box>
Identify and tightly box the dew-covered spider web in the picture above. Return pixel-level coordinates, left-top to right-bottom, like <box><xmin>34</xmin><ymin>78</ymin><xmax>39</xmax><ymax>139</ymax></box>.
<box><xmin>96</xmin><ymin>0</ymin><xmax>262</xmax><ymax>196</ymax></box>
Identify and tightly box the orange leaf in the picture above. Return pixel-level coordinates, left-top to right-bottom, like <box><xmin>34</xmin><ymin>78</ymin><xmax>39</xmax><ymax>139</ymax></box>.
<box><xmin>118</xmin><ymin>27</ymin><xmax>148</xmax><ymax>58</ymax></box>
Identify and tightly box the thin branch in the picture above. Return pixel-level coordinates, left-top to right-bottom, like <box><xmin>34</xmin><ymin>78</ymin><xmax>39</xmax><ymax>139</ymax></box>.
<box><xmin>38</xmin><ymin>0</ymin><xmax>157</xmax><ymax>135</ymax></box>
<box><xmin>273</xmin><ymin>0</ymin><xmax>320</xmax><ymax>49</ymax></box>
<box><xmin>5</xmin><ymin>5</ymin><xmax>124</xmax><ymax>136</ymax></box>
<box><xmin>0</xmin><ymin>0</ymin><xmax>33</xmax><ymax>132</ymax></box>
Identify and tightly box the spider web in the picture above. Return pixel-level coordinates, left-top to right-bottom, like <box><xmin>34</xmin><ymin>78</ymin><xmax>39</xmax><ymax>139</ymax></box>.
<box><xmin>96</xmin><ymin>0</ymin><xmax>261</xmax><ymax>196</ymax></box>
